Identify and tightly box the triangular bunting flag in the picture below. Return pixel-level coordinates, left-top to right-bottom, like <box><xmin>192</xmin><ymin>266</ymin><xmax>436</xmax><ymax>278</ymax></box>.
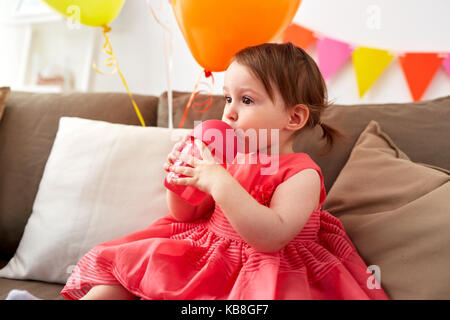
<box><xmin>352</xmin><ymin>47</ymin><xmax>394</xmax><ymax>98</ymax></box>
<box><xmin>317</xmin><ymin>37</ymin><xmax>353</xmax><ymax>80</ymax></box>
<box><xmin>282</xmin><ymin>23</ymin><xmax>317</xmax><ymax>50</ymax></box>
<box><xmin>442</xmin><ymin>53</ymin><xmax>450</xmax><ymax>78</ymax></box>
<box><xmin>399</xmin><ymin>53</ymin><xmax>445</xmax><ymax>101</ymax></box>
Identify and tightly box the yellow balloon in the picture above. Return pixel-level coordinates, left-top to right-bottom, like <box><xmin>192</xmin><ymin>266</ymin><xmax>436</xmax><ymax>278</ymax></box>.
<box><xmin>41</xmin><ymin>0</ymin><xmax>125</xmax><ymax>27</ymax></box>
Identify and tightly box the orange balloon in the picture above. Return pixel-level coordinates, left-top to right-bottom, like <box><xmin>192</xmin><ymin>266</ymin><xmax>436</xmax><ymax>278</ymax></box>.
<box><xmin>171</xmin><ymin>0</ymin><xmax>301</xmax><ymax>72</ymax></box>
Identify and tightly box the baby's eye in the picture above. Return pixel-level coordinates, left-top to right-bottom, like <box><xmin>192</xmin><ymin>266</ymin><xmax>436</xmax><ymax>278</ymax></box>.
<box><xmin>242</xmin><ymin>96</ymin><xmax>254</xmax><ymax>105</ymax></box>
<box><xmin>223</xmin><ymin>95</ymin><xmax>254</xmax><ymax>105</ymax></box>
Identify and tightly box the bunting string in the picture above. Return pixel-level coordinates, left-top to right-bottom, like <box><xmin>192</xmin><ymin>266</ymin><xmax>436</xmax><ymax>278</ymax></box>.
<box><xmin>282</xmin><ymin>23</ymin><xmax>450</xmax><ymax>101</ymax></box>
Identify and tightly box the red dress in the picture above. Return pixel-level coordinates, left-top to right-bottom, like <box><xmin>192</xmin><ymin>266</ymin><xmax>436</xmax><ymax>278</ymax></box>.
<box><xmin>61</xmin><ymin>152</ymin><xmax>389</xmax><ymax>300</ymax></box>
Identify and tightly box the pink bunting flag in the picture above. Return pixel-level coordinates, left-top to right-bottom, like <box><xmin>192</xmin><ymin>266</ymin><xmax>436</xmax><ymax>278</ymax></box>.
<box><xmin>443</xmin><ymin>53</ymin><xmax>450</xmax><ymax>78</ymax></box>
<box><xmin>317</xmin><ymin>37</ymin><xmax>353</xmax><ymax>80</ymax></box>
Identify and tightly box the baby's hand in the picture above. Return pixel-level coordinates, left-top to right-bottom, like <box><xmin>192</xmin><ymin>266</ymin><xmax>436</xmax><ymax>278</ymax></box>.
<box><xmin>163</xmin><ymin>133</ymin><xmax>190</xmax><ymax>173</ymax></box>
<box><xmin>168</xmin><ymin>139</ymin><xmax>231</xmax><ymax>195</ymax></box>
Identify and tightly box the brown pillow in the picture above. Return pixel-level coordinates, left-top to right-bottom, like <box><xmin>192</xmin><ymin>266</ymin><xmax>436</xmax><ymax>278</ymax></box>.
<box><xmin>0</xmin><ymin>87</ymin><xmax>10</xmax><ymax>121</ymax></box>
<box><xmin>0</xmin><ymin>91</ymin><xmax>159</xmax><ymax>259</ymax></box>
<box><xmin>323</xmin><ymin>120</ymin><xmax>450</xmax><ymax>300</ymax></box>
<box><xmin>158</xmin><ymin>91</ymin><xmax>450</xmax><ymax>194</ymax></box>
<box><xmin>309</xmin><ymin>95</ymin><xmax>450</xmax><ymax>192</ymax></box>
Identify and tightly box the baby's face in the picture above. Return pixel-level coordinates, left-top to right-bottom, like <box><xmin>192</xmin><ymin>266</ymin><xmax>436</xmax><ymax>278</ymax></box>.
<box><xmin>222</xmin><ymin>61</ymin><xmax>290</xmax><ymax>154</ymax></box>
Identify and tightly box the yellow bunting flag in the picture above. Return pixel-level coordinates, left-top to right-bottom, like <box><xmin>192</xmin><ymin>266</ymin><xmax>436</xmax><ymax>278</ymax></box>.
<box><xmin>352</xmin><ymin>47</ymin><xmax>394</xmax><ymax>98</ymax></box>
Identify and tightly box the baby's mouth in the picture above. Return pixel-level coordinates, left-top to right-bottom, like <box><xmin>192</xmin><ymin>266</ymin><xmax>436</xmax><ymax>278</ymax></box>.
<box><xmin>234</xmin><ymin>130</ymin><xmax>246</xmax><ymax>144</ymax></box>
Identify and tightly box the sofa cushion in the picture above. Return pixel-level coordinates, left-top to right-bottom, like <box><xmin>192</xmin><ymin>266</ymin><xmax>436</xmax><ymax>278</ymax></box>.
<box><xmin>157</xmin><ymin>91</ymin><xmax>227</xmax><ymax>129</ymax></box>
<box><xmin>0</xmin><ymin>91</ymin><xmax>159</xmax><ymax>258</ymax></box>
<box><xmin>0</xmin><ymin>87</ymin><xmax>10</xmax><ymax>121</ymax></box>
<box><xmin>0</xmin><ymin>117</ymin><xmax>191</xmax><ymax>284</ymax></box>
<box><xmin>323</xmin><ymin>120</ymin><xmax>450</xmax><ymax>299</ymax></box>
<box><xmin>0</xmin><ymin>258</ymin><xmax>64</xmax><ymax>300</ymax></box>
<box><xmin>0</xmin><ymin>278</ymin><xmax>64</xmax><ymax>300</ymax></box>
<box><xmin>313</xmin><ymin>95</ymin><xmax>450</xmax><ymax>193</ymax></box>
<box><xmin>157</xmin><ymin>91</ymin><xmax>450</xmax><ymax>193</ymax></box>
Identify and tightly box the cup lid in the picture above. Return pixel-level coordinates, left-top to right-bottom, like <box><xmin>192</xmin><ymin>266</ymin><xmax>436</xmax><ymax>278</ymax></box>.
<box><xmin>189</xmin><ymin>120</ymin><xmax>238</xmax><ymax>163</ymax></box>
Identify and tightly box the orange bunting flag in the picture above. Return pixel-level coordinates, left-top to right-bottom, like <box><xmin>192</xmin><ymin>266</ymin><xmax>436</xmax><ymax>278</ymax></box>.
<box><xmin>398</xmin><ymin>53</ymin><xmax>445</xmax><ymax>101</ymax></box>
<box><xmin>281</xmin><ymin>23</ymin><xmax>449</xmax><ymax>101</ymax></box>
<box><xmin>352</xmin><ymin>47</ymin><xmax>394</xmax><ymax>98</ymax></box>
<box><xmin>282</xmin><ymin>23</ymin><xmax>317</xmax><ymax>50</ymax></box>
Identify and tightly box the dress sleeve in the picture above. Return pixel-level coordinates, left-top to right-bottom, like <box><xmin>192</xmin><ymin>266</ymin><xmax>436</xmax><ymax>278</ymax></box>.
<box><xmin>282</xmin><ymin>154</ymin><xmax>327</xmax><ymax>210</ymax></box>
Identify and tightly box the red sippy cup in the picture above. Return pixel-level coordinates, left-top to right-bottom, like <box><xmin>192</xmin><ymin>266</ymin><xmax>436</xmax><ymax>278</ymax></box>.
<box><xmin>164</xmin><ymin>120</ymin><xmax>238</xmax><ymax>206</ymax></box>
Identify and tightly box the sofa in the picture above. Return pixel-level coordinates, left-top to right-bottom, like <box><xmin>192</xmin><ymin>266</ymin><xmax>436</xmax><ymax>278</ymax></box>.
<box><xmin>0</xmin><ymin>86</ymin><xmax>449</xmax><ymax>300</ymax></box>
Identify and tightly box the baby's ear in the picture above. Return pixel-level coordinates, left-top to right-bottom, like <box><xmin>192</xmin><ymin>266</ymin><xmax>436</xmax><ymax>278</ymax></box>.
<box><xmin>287</xmin><ymin>104</ymin><xmax>309</xmax><ymax>130</ymax></box>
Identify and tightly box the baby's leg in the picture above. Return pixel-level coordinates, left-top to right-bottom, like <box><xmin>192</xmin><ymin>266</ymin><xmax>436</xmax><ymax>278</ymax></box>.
<box><xmin>80</xmin><ymin>284</ymin><xmax>139</xmax><ymax>300</ymax></box>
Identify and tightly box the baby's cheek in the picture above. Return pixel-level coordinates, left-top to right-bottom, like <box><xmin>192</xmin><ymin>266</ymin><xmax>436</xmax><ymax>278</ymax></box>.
<box><xmin>234</xmin><ymin>127</ymin><xmax>276</xmax><ymax>153</ymax></box>
<box><xmin>257</xmin><ymin>128</ymin><xmax>277</xmax><ymax>147</ymax></box>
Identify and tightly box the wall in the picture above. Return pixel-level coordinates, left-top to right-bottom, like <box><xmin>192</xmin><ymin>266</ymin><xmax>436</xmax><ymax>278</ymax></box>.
<box><xmin>1</xmin><ymin>0</ymin><xmax>449</xmax><ymax>104</ymax></box>
<box><xmin>295</xmin><ymin>0</ymin><xmax>450</xmax><ymax>104</ymax></box>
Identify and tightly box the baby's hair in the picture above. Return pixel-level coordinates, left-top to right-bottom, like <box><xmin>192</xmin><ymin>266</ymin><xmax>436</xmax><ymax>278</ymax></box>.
<box><xmin>231</xmin><ymin>42</ymin><xmax>347</xmax><ymax>156</ymax></box>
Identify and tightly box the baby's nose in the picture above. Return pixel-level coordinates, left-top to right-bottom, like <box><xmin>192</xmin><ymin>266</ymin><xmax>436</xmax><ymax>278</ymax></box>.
<box><xmin>223</xmin><ymin>112</ymin><xmax>237</xmax><ymax>123</ymax></box>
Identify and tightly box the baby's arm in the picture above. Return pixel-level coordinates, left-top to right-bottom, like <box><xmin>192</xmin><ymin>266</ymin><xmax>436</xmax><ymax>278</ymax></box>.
<box><xmin>167</xmin><ymin>189</ymin><xmax>215</xmax><ymax>222</ymax></box>
<box><xmin>165</xmin><ymin>134</ymin><xmax>215</xmax><ymax>222</ymax></box>
<box><xmin>211</xmin><ymin>168</ymin><xmax>321</xmax><ymax>252</ymax></box>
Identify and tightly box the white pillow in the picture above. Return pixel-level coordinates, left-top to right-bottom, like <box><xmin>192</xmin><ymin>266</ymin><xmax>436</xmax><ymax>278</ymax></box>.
<box><xmin>0</xmin><ymin>117</ymin><xmax>191</xmax><ymax>284</ymax></box>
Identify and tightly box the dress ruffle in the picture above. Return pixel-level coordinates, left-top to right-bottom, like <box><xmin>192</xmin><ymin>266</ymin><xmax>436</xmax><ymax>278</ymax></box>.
<box><xmin>61</xmin><ymin>208</ymin><xmax>388</xmax><ymax>300</ymax></box>
<box><xmin>250</xmin><ymin>183</ymin><xmax>276</xmax><ymax>207</ymax></box>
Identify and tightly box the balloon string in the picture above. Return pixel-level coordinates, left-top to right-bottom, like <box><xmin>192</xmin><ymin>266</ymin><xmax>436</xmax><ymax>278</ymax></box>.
<box><xmin>93</xmin><ymin>25</ymin><xmax>146</xmax><ymax>127</ymax></box>
<box><xmin>178</xmin><ymin>69</ymin><xmax>215</xmax><ymax>129</ymax></box>
<box><xmin>147</xmin><ymin>0</ymin><xmax>174</xmax><ymax>129</ymax></box>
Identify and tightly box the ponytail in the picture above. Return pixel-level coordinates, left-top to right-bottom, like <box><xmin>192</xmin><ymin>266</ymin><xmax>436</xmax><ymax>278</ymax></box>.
<box><xmin>317</xmin><ymin>121</ymin><xmax>347</xmax><ymax>157</ymax></box>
